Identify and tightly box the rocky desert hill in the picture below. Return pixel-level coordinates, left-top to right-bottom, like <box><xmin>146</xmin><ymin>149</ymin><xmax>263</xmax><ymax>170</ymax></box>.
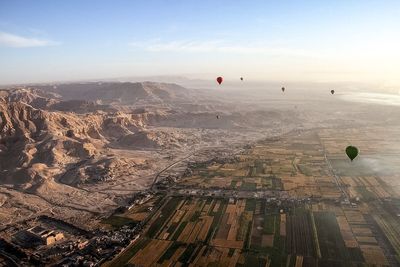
<box><xmin>0</xmin><ymin>81</ymin><xmax>300</xmax><ymax>227</ymax></box>
<box><xmin>0</xmin><ymin>82</ymin><xmax>299</xmax><ymax>185</ymax></box>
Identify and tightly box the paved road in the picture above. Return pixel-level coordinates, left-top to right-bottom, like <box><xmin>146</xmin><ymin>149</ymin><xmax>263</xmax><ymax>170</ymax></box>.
<box><xmin>322</xmin><ymin>146</ymin><xmax>349</xmax><ymax>201</ymax></box>
<box><xmin>150</xmin><ymin>151</ymin><xmax>198</xmax><ymax>190</ymax></box>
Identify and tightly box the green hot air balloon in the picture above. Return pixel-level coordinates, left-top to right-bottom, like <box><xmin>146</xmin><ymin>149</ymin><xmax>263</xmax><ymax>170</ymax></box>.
<box><xmin>345</xmin><ymin>146</ymin><xmax>359</xmax><ymax>161</ymax></box>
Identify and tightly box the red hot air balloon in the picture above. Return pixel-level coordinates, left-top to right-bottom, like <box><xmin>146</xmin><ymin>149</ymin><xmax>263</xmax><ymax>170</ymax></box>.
<box><xmin>216</xmin><ymin>76</ymin><xmax>223</xmax><ymax>85</ymax></box>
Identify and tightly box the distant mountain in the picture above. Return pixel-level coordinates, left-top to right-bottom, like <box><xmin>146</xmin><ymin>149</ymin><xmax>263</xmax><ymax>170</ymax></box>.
<box><xmin>34</xmin><ymin>82</ymin><xmax>194</xmax><ymax>105</ymax></box>
<box><xmin>49</xmin><ymin>100</ymin><xmax>117</xmax><ymax>113</ymax></box>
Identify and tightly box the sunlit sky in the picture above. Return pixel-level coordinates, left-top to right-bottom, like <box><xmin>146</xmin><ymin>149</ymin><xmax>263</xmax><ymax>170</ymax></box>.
<box><xmin>0</xmin><ymin>0</ymin><xmax>399</xmax><ymax>86</ymax></box>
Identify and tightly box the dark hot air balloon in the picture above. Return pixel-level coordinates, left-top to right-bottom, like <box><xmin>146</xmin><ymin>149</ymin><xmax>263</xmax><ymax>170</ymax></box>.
<box><xmin>331</xmin><ymin>90</ymin><xmax>335</xmax><ymax>95</ymax></box>
<box><xmin>216</xmin><ymin>115</ymin><xmax>220</xmax><ymax>119</ymax></box>
<box><xmin>281</xmin><ymin>87</ymin><xmax>285</xmax><ymax>92</ymax></box>
<box><xmin>240</xmin><ymin>77</ymin><xmax>243</xmax><ymax>81</ymax></box>
<box><xmin>216</xmin><ymin>76</ymin><xmax>223</xmax><ymax>85</ymax></box>
<box><xmin>345</xmin><ymin>146</ymin><xmax>359</xmax><ymax>161</ymax></box>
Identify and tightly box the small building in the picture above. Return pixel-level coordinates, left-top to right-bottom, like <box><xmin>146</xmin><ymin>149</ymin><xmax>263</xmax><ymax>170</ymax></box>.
<box><xmin>45</xmin><ymin>232</ymin><xmax>65</xmax><ymax>245</ymax></box>
<box><xmin>78</xmin><ymin>240</ymin><xmax>89</xmax><ymax>250</ymax></box>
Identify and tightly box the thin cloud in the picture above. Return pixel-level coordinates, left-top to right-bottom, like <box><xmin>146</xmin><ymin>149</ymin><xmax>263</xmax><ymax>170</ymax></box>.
<box><xmin>130</xmin><ymin>39</ymin><xmax>317</xmax><ymax>57</ymax></box>
<box><xmin>0</xmin><ymin>31</ymin><xmax>59</xmax><ymax>48</ymax></box>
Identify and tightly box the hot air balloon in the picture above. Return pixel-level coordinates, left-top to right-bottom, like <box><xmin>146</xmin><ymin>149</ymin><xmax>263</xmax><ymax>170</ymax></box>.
<box><xmin>331</xmin><ymin>90</ymin><xmax>335</xmax><ymax>95</ymax></box>
<box><xmin>216</xmin><ymin>76</ymin><xmax>223</xmax><ymax>85</ymax></box>
<box><xmin>281</xmin><ymin>87</ymin><xmax>285</xmax><ymax>92</ymax></box>
<box><xmin>216</xmin><ymin>115</ymin><xmax>220</xmax><ymax>119</ymax></box>
<box><xmin>345</xmin><ymin>146</ymin><xmax>359</xmax><ymax>161</ymax></box>
<box><xmin>240</xmin><ymin>77</ymin><xmax>243</xmax><ymax>81</ymax></box>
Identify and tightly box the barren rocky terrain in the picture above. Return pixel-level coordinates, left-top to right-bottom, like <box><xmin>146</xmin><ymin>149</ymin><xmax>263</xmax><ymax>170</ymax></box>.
<box><xmin>0</xmin><ymin>82</ymin><xmax>302</xmax><ymax>229</ymax></box>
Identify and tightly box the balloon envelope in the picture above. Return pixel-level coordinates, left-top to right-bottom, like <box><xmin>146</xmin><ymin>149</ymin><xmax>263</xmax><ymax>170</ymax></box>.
<box><xmin>216</xmin><ymin>77</ymin><xmax>223</xmax><ymax>85</ymax></box>
<box><xmin>281</xmin><ymin>87</ymin><xmax>285</xmax><ymax>92</ymax></box>
<box><xmin>331</xmin><ymin>90</ymin><xmax>335</xmax><ymax>94</ymax></box>
<box><xmin>240</xmin><ymin>77</ymin><xmax>243</xmax><ymax>81</ymax></box>
<box><xmin>345</xmin><ymin>146</ymin><xmax>359</xmax><ymax>161</ymax></box>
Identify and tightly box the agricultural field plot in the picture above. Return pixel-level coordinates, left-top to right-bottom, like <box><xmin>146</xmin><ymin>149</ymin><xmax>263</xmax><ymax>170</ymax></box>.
<box><xmin>108</xmin><ymin>197</ymin><xmax>291</xmax><ymax>266</ymax></box>
<box><xmin>340</xmin><ymin>175</ymin><xmax>394</xmax><ymax>201</ymax></box>
<box><xmin>313</xmin><ymin>211</ymin><xmax>365</xmax><ymax>265</ymax></box>
<box><xmin>102</xmin><ymin>215</ymin><xmax>136</xmax><ymax>230</ymax></box>
<box><xmin>329</xmin><ymin>157</ymin><xmax>400</xmax><ymax>177</ymax></box>
<box><xmin>178</xmin><ymin>160</ymin><xmax>284</xmax><ymax>191</ymax></box>
<box><xmin>177</xmin><ymin>131</ymin><xmax>346</xmax><ymax>200</ymax></box>
<box><xmin>101</xmin><ymin>196</ymin><xmax>163</xmax><ymax>229</ymax></box>
<box><xmin>105</xmin><ymin>129</ymin><xmax>400</xmax><ymax>266</ymax></box>
<box><xmin>320</xmin><ymin>127</ymin><xmax>400</xmax><ymax>198</ymax></box>
<box><xmin>285</xmin><ymin>208</ymin><xmax>316</xmax><ymax>257</ymax></box>
<box><xmin>107</xmin><ymin>196</ymin><xmax>392</xmax><ymax>266</ymax></box>
<box><xmin>372</xmin><ymin>212</ymin><xmax>400</xmax><ymax>263</ymax></box>
<box><xmin>319</xmin><ymin>126</ymin><xmax>400</xmax><ymax>156</ymax></box>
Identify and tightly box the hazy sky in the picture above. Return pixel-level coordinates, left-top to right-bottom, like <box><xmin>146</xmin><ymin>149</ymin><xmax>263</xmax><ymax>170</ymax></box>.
<box><xmin>0</xmin><ymin>1</ymin><xmax>399</xmax><ymax>86</ymax></box>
